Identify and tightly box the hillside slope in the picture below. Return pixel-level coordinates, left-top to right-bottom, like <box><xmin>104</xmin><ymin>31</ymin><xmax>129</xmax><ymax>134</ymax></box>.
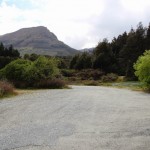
<box><xmin>0</xmin><ymin>26</ymin><xmax>79</xmax><ymax>56</ymax></box>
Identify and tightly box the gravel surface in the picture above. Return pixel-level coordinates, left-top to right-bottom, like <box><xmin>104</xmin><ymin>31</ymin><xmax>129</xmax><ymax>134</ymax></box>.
<box><xmin>0</xmin><ymin>86</ymin><xmax>150</xmax><ymax>150</ymax></box>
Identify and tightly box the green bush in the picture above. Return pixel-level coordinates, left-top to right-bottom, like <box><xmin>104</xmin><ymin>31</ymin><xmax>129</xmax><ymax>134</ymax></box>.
<box><xmin>61</xmin><ymin>69</ymin><xmax>76</xmax><ymax>77</ymax></box>
<box><xmin>0</xmin><ymin>59</ymin><xmax>32</xmax><ymax>82</ymax></box>
<box><xmin>25</xmin><ymin>56</ymin><xmax>59</xmax><ymax>85</ymax></box>
<box><xmin>0</xmin><ymin>56</ymin><xmax>60</xmax><ymax>88</ymax></box>
<box><xmin>134</xmin><ymin>50</ymin><xmax>150</xmax><ymax>90</ymax></box>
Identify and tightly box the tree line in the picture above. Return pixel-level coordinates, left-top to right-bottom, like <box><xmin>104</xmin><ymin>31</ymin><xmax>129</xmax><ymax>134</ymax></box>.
<box><xmin>70</xmin><ymin>22</ymin><xmax>150</xmax><ymax>79</ymax></box>
<box><xmin>0</xmin><ymin>43</ymin><xmax>20</xmax><ymax>69</ymax></box>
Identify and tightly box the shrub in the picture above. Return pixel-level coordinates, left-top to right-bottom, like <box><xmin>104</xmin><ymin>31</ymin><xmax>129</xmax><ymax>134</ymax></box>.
<box><xmin>84</xmin><ymin>80</ymin><xmax>99</xmax><ymax>86</ymax></box>
<box><xmin>0</xmin><ymin>59</ymin><xmax>32</xmax><ymax>82</ymax></box>
<box><xmin>12</xmin><ymin>81</ymin><xmax>28</xmax><ymax>89</ymax></box>
<box><xmin>34</xmin><ymin>79</ymin><xmax>67</xmax><ymax>89</ymax></box>
<box><xmin>0</xmin><ymin>80</ymin><xmax>15</xmax><ymax>97</ymax></box>
<box><xmin>61</xmin><ymin>69</ymin><xmax>76</xmax><ymax>77</ymax></box>
<box><xmin>134</xmin><ymin>50</ymin><xmax>150</xmax><ymax>90</ymax></box>
<box><xmin>24</xmin><ymin>56</ymin><xmax>60</xmax><ymax>85</ymax></box>
<box><xmin>68</xmin><ymin>77</ymin><xmax>79</xmax><ymax>81</ymax></box>
<box><xmin>102</xmin><ymin>73</ymin><xmax>118</xmax><ymax>82</ymax></box>
<box><xmin>75</xmin><ymin>69</ymin><xmax>104</xmax><ymax>80</ymax></box>
<box><xmin>0</xmin><ymin>56</ymin><xmax>61</xmax><ymax>88</ymax></box>
<box><xmin>33</xmin><ymin>56</ymin><xmax>59</xmax><ymax>78</ymax></box>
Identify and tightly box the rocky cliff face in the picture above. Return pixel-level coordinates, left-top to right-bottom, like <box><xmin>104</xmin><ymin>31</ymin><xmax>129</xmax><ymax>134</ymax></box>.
<box><xmin>0</xmin><ymin>26</ymin><xmax>79</xmax><ymax>56</ymax></box>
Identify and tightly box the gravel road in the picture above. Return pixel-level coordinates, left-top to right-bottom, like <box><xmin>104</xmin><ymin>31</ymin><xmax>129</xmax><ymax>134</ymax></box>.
<box><xmin>0</xmin><ymin>86</ymin><xmax>150</xmax><ymax>150</ymax></box>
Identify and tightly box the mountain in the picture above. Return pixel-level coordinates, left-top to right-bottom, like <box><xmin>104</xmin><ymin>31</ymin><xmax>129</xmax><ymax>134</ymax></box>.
<box><xmin>80</xmin><ymin>47</ymin><xmax>94</xmax><ymax>53</ymax></box>
<box><xmin>0</xmin><ymin>26</ymin><xmax>79</xmax><ymax>56</ymax></box>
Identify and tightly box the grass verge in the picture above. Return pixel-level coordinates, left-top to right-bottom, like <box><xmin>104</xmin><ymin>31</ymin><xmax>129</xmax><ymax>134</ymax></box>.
<box><xmin>100</xmin><ymin>81</ymin><xmax>146</xmax><ymax>91</ymax></box>
<box><xmin>65</xmin><ymin>77</ymin><xmax>147</xmax><ymax>92</ymax></box>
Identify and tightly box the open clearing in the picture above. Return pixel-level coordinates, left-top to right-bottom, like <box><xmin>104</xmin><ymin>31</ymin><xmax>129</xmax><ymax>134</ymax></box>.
<box><xmin>0</xmin><ymin>86</ymin><xmax>150</xmax><ymax>150</ymax></box>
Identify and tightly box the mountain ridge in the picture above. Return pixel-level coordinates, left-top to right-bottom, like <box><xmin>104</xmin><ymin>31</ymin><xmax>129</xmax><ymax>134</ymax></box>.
<box><xmin>0</xmin><ymin>26</ymin><xmax>79</xmax><ymax>56</ymax></box>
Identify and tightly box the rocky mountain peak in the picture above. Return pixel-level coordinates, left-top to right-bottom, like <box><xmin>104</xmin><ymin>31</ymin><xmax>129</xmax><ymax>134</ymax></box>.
<box><xmin>0</xmin><ymin>26</ymin><xmax>79</xmax><ymax>56</ymax></box>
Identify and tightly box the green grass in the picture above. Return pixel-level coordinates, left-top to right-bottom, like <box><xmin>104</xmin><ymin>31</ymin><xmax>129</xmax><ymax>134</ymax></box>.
<box><xmin>65</xmin><ymin>76</ymin><xmax>147</xmax><ymax>92</ymax></box>
<box><xmin>101</xmin><ymin>81</ymin><xmax>144</xmax><ymax>91</ymax></box>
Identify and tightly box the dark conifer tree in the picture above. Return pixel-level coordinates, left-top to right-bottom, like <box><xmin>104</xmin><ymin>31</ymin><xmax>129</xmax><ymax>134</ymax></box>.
<box><xmin>146</xmin><ymin>23</ymin><xmax>150</xmax><ymax>50</ymax></box>
<box><xmin>0</xmin><ymin>42</ymin><xmax>20</xmax><ymax>69</ymax></box>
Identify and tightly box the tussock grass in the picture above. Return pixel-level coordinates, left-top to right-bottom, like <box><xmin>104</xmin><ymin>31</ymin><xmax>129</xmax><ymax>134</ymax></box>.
<box><xmin>0</xmin><ymin>80</ymin><xmax>17</xmax><ymax>98</ymax></box>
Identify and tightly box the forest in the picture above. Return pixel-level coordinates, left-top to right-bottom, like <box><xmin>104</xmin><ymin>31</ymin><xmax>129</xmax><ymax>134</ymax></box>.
<box><xmin>70</xmin><ymin>22</ymin><xmax>150</xmax><ymax>79</ymax></box>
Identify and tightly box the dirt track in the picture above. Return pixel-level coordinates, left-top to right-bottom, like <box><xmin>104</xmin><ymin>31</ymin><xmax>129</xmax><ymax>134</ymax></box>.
<box><xmin>0</xmin><ymin>86</ymin><xmax>150</xmax><ymax>150</ymax></box>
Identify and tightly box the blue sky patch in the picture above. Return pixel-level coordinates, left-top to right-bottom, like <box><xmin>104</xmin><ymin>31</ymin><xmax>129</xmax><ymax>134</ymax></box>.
<box><xmin>0</xmin><ymin>0</ymin><xmax>34</xmax><ymax>10</ymax></box>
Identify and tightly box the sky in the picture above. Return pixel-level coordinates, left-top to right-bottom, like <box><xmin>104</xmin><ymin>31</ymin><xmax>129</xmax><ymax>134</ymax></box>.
<box><xmin>0</xmin><ymin>0</ymin><xmax>150</xmax><ymax>49</ymax></box>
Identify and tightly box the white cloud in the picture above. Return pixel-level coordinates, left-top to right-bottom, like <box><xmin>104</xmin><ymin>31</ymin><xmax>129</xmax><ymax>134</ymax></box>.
<box><xmin>0</xmin><ymin>0</ymin><xmax>150</xmax><ymax>49</ymax></box>
<box><xmin>121</xmin><ymin>0</ymin><xmax>150</xmax><ymax>13</ymax></box>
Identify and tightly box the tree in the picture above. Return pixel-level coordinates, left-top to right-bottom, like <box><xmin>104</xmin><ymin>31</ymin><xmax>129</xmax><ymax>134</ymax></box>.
<box><xmin>119</xmin><ymin>29</ymin><xmax>136</xmax><ymax>77</ymax></box>
<box><xmin>111</xmin><ymin>32</ymin><xmax>127</xmax><ymax>57</ymax></box>
<box><xmin>24</xmin><ymin>54</ymin><xmax>30</xmax><ymax>60</ymax></box>
<box><xmin>146</xmin><ymin>23</ymin><xmax>150</xmax><ymax>50</ymax></box>
<box><xmin>0</xmin><ymin>43</ymin><xmax>20</xmax><ymax>69</ymax></box>
<box><xmin>75</xmin><ymin>52</ymin><xmax>92</xmax><ymax>70</ymax></box>
<box><xmin>119</xmin><ymin>23</ymin><xmax>146</xmax><ymax>78</ymax></box>
<box><xmin>0</xmin><ymin>43</ymin><xmax>4</xmax><ymax>55</ymax></box>
<box><xmin>29</xmin><ymin>53</ymin><xmax>39</xmax><ymax>61</ymax></box>
<box><xmin>70</xmin><ymin>52</ymin><xmax>93</xmax><ymax>70</ymax></box>
<box><xmin>134</xmin><ymin>50</ymin><xmax>150</xmax><ymax>90</ymax></box>
<box><xmin>110</xmin><ymin>32</ymin><xmax>128</xmax><ymax>75</ymax></box>
<box><xmin>70</xmin><ymin>54</ymin><xmax>80</xmax><ymax>69</ymax></box>
<box><xmin>93</xmin><ymin>39</ymin><xmax>116</xmax><ymax>72</ymax></box>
